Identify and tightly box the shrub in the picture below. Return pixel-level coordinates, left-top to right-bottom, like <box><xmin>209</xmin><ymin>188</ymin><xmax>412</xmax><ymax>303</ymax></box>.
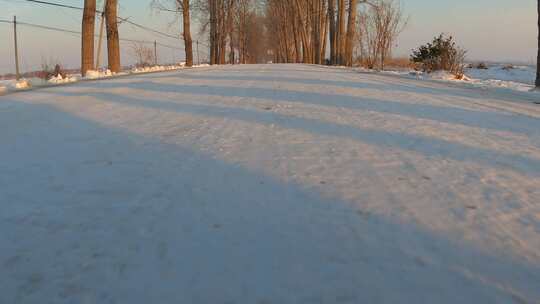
<box><xmin>131</xmin><ymin>42</ymin><xmax>155</xmax><ymax>68</ymax></box>
<box><xmin>410</xmin><ymin>34</ymin><xmax>467</xmax><ymax>78</ymax></box>
<box><xmin>40</xmin><ymin>58</ymin><xmax>66</xmax><ymax>80</ymax></box>
<box><xmin>476</xmin><ymin>62</ymin><xmax>489</xmax><ymax>69</ymax></box>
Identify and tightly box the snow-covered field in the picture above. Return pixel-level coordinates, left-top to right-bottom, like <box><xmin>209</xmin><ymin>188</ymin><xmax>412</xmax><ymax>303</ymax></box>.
<box><xmin>356</xmin><ymin>63</ymin><xmax>539</xmax><ymax>93</ymax></box>
<box><xmin>464</xmin><ymin>64</ymin><xmax>538</xmax><ymax>92</ymax></box>
<box><xmin>1</xmin><ymin>64</ymin><xmax>539</xmax><ymax>303</ymax></box>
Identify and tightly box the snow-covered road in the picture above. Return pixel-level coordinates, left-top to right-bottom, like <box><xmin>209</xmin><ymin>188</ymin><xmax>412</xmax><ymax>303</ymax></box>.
<box><xmin>1</xmin><ymin>64</ymin><xmax>540</xmax><ymax>303</ymax></box>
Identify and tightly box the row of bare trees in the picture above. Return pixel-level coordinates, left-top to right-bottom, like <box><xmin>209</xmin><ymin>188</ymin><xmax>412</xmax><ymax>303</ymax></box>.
<box><xmin>151</xmin><ymin>0</ymin><xmax>405</xmax><ymax>67</ymax></box>
<box><xmin>201</xmin><ymin>0</ymin><xmax>267</xmax><ymax>64</ymax></box>
<box><xmin>81</xmin><ymin>0</ymin><xmax>120</xmax><ymax>76</ymax></box>
<box><xmin>152</xmin><ymin>0</ymin><xmax>267</xmax><ymax>66</ymax></box>
<box><xmin>265</xmin><ymin>0</ymin><xmax>404</xmax><ymax>67</ymax></box>
<box><xmin>357</xmin><ymin>0</ymin><xmax>407</xmax><ymax>69</ymax></box>
<box><xmin>81</xmin><ymin>0</ymin><xmax>539</xmax><ymax>87</ymax></box>
<box><xmin>152</xmin><ymin>0</ymin><xmax>194</xmax><ymax>66</ymax></box>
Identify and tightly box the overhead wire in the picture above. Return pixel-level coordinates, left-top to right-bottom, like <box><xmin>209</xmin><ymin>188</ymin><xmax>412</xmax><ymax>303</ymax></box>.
<box><xmin>0</xmin><ymin>18</ymin><xmax>184</xmax><ymax>51</ymax></box>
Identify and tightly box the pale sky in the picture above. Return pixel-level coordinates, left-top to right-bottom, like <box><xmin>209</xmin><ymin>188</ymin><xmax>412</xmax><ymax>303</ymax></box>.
<box><xmin>0</xmin><ymin>0</ymin><xmax>537</xmax><ymax>73</ymax></box>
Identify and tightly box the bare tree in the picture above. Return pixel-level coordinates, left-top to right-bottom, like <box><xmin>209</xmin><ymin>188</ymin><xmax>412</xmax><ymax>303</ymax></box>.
<box><xmin>359</xmin><ymin>0</ymin><xmax>406</xmax><ymax>70</ymax></box>
<box><xmin>266</xmin><ymin>0</ymin><xmax>328</xmax><ymax>64</ymax></box>
<box><xmin>328</xmin><ymin>0</ymin><xmax>337</xmax><ymax>64</ymax></box>
<box><xmin>337</xmin><ymin>0</ymin><xmax>346</xmax><ymax>64</ymax></box>
<box><xmin>105</xmin><ymin>0</ymin><xmax>121</xmax><ymax>72</ymax></box>
<box><xmin>131</xmin><ymin>42</ymin><xmax>155</xmax><ymax>67</ymax></box>
<box><xmin>209</xmin><ymin>0</ymin><xmax>218</xmax><ymax>64</ymax></box>
<box><xmin>152</xmin><ymin>0</ymin><xmax>194</xmax><ymax>67</ymax></box>
<box><xmin>377</xmin><ymin>0</ymin><xmax>406</xmax><ymax>69</ymax></box>
<box><xmin>198</xmin><ymin>0</ymin><xmax>405</xmax><ymax>68</ymax></box>
<box><xmin>183</xmin><ymin>0</ymin><xmax>194</xmax><ymax>66</ymax></box>
<box><xmin>81</xmin><ymin>0</ymin><xmax>96</xmax><ymax>76</ymax></box>
<box><xmin>343</xmin><ymin>0</ymin><xmax>358</xmax><ymax>66</ymax></box>
<box><xmin>343</xmin><ymin>0</ymin><xmax>377</xmax><ymax>66</ymax></box>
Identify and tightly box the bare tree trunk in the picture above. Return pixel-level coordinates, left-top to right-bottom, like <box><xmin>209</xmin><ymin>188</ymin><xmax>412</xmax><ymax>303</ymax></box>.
<box><xmin>328</xmin><ymin>0</ymin><xmax>337</xmax><ymax>64</ymax></box>
<box><xmin>227</xmin><ymin>0</ymin><xmax>235</xmax><ymax>64</ymax></box>
<box><xmin>321</xmin><ymin>7</ymin><xmax>329</xmax><ymax>64</ymax></box>
<box><xmin>209</xmin><ymin>0</ymin><xmax>217</xmax><ymax>64</ymax></box>
<box><xmin>537</xmin><ymin>0</ymin><xmax>540</xmax><ymax>87</ymax></box>
<box><xmin>313</xmin><ymin>0</ymin><xmax>321</xmax><ymax>64</ymax></box>
<box><xmin>105</xmin><ymin>0</ymin><xmax>120</xmax><ymax>72</ymax></box>
<box><xmin>337</xmin><ymin>0</ymin><xmax>346</xmax><ymax>64</ymax></box>
<box><xmin>183</xmin><ymin>0</ymin><xmax>193</xmax><ymax>67</ymax></box>
<box><xmin>81</xmin><ymin>0</ymin><xmax>96</xmax><ymax>76</ymax></box>
<box><xmin>344</xmin><ymin>0</ymin><xmax>357</xmax><ymax>66</ymax></box>
<box><xmin>218</xmin><ymin>0</ymin><xmax>226</xmax><ymax>64</ymax></box>
<box><xmin>293</xmin><ymin>20</ymin><xmax>302</xmax><ymax>62</ymax></box>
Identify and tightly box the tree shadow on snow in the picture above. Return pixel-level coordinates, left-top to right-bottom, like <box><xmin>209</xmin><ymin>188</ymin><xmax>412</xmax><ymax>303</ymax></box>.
<box><xmin>82</xmin><ymin>80</ymin><xmax>540</xmax><ymax>137</ymax></box>
<box><xmin>53</xmin><ymin>89</ymin><xmax>540</xmax><ymax>178</ymax></box>
<box><xmin>0</xmin><ymin>98</ymin><xmax>539</xmax><ymax>304</ymax></box>
<box><xmin>146</xmin><ymin>64</ymin><xmax>539</xmax><ymax>105</ymax></box>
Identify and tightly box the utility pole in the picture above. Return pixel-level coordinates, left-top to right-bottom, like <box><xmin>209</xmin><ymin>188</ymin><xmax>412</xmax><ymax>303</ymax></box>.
<box><xmin>95</xmin><ymin>0</ymin><xmax>107</xmax><ymax>70</ymax></box>
<box><xmin>13</xmin><ymin>16</ymin><xmax>20</xmax><ymax>80</ymax></box>
<box><xmin>154</xmin><ymin>41</ymin><xmax>158</xmax><ymax>66</ymax></box>
<box><xmin>196</xmin><ymin>40</ymin><xmax>200</xmax><ymax>66</ymax></box>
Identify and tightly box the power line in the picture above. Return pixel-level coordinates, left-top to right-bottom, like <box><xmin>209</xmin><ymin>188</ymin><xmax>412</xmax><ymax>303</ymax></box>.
<box><xmin>0</xmin><ymin>18</ymin><xmax>184</xmax><ymax>50</ymax></box>
<box><xmin>0</xmin><ymin>18</ymin><xmax>81</xmax><ymax>35</ymax></box>
<box><xmin>10</xmin><ymin>0</ymin><xmax>84</xmax><ymax>10</ymax></box>
<box><xmin>118</xmin><ymin>17</ymin><xmax>180</xmax><ymax>40</ymax></box>
<box><xmin>5</xmin><ymin>0</ymin><xmax>182</xmax><ymax>41</ymax></box>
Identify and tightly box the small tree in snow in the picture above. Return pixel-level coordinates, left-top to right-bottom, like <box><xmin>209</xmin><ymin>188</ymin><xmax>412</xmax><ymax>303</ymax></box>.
<box><xmin>411</xmin><ymin>34</ymin><xmax>466</xmax><ymax>78</ymax></box>
<box><xmin>357</xmin><ymin>0</ymin><xmax>408</xmax><ymax>70</ymax></box>
<box><xmin>131</xmin><ymin>42</ymin><xmax>156</xmax><ymax>67</ymax></box>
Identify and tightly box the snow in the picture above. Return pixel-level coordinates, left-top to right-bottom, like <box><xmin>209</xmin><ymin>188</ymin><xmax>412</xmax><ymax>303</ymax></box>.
<box><xmin>354</xmin><ymin>63</ymin><xmax>539</xmax><ymax>94</ymax></box>
<box><xmin>0</xmin><ymin>63</ymin><xmax>207</xmax><ymax>95</ymax></box>
<box><xmin>425</xmin><ymin>70</ymin><xmax>470</xmax><ymax>81</ymax></box>
<box><xmin>132</xmin><ymin>63</ymin><xmax>186</xmax><ymax>73</ymax></box>
<box><xmin>48</xmin><ymin>74</ymin><xmax>78</xmax><ymax>84</ymax></box>
<box><xmin>14</xmin><ymin>79</ymin><xmax>31</xmax><ymax>89</ymax></box>
<box><xmin>84</xmin><ymin>69</ymin><xmax>114</xmax><ymax>79</ymax></box>
<box><xmin>0</xmin><ymin>78</ymin><xmax>32</xmax><ymax>92</ymax></box>
<box><xmin>466</xmin><ymin>64</ymin><xmax>536</xmax><ymax>85</ymax></box>
<box><xmin>1</xmin><ymin>64</ymin><xmax>539</xmax><ymax>303</ymax></box>
<box><xmin>462</xmin><ymin>64</ymin><xmax>537</xmax><ymax>92</ymax></box>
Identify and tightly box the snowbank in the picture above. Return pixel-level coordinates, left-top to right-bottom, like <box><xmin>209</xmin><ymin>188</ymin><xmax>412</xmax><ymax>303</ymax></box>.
<box><xmin>0</xmin><ymin>79</ymin><xmax>32</xmax><ymax>93</ymax></box>
<box><xmin>0</xmin><ymin>62</ymin><xmax>218</xmax><ymax>95</ymax></box>
<box><xmin>418</xmin><ymin>71</ymin><xmax>536</xmax><ymax>93</ymax></box>
<box><xmin>132</xmin><ymin>63</ymin><xmax>186</xmax><ymax>73</ymax></box>
<box><xmin>466</xmin><ymin>64</ymin><xmax>535</xmax><ymax>85</ymax></box>
<box><xmin>84</xmin><ymin>69</ymin><xmax>114</xmax><ymax>79</ymax></box>
<box><xmin>15</xmin><ymin>79</ymin><xmax>31</xmax><ymax>89</ymax></box>
<box><xmin>467</xmin><ymin>78</ymin><xmax>534</xmax><ymax>92</ymax></box>
<box><xmin>461</xmin><ymin>64</ymin><xmax>537</xmax><ymax>92</ymax></box>
<box><xmin>353</xmin><ymin>62</ymin><xmax>538</xmax><ymax>94</ymax></box>
<box><xmin>48</xmin><ymin>74</ymin><xmax>78</xmax><ymax>84</ymax></box>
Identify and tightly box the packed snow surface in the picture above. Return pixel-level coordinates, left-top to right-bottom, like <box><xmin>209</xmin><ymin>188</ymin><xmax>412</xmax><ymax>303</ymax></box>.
<box><xmin>1</xmin><ymin>64</ymin><xmax>540</xmax><ymax>304</ymax></box>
